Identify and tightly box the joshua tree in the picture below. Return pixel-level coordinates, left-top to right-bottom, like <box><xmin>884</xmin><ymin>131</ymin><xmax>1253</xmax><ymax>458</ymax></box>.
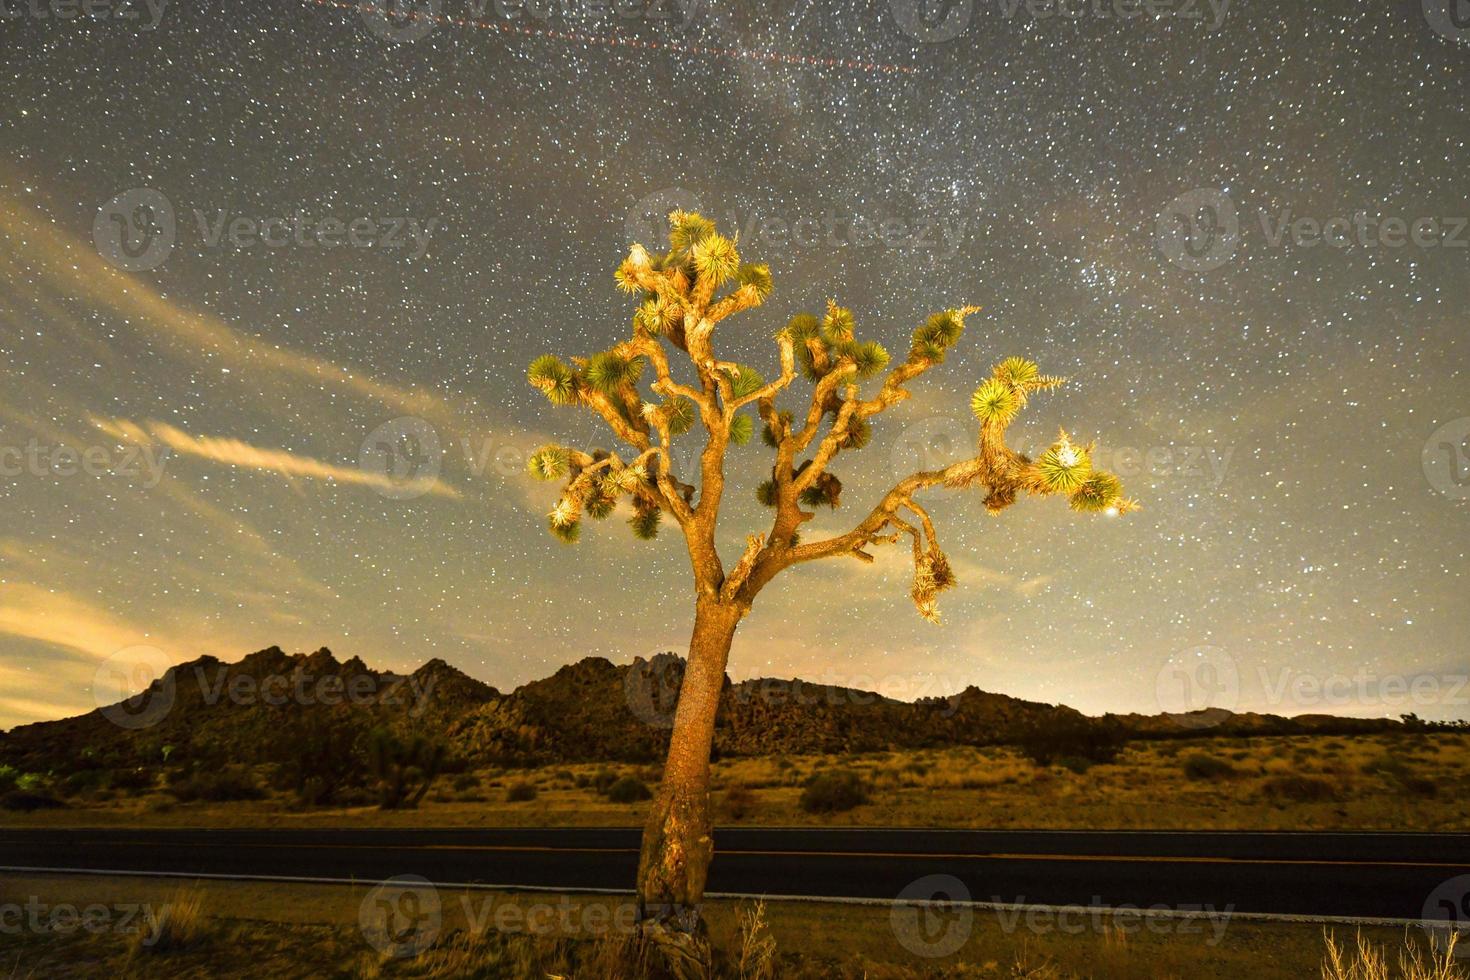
<box><xmin>367</xmin><ymin>728</ymin><xmax>445</xmax><ymax>810</ymax></box>
<box><xmin>526</xmin><ymin>211</ymin><xmax>1137</xmax><ymax>935</ymax></box>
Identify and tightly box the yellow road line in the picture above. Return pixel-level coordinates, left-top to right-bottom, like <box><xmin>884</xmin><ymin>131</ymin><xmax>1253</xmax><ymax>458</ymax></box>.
<box><xmin>22</xmin><ymin>840</ymin><xmax>1470</xmax><ymax>870</ymax></box>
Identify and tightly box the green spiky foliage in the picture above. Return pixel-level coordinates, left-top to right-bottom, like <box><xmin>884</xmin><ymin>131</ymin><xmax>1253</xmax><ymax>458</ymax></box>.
<box><xmin>725</xmin><ymin>364</ymin><xmax>765</xmax><ymax>399</ymax></box>
<box><xmin>527</xmin><ymin>445</ymin><xmax>570</xmax><ymax>481</ymax></box>
<box><xmin>834</xmin><ymin>340</ymin><xmax>890</xmax><ymax>380</ymax></box>
<box><xmin>669</xmin><ymin>209</ymin><xmax>715</xmax><ymax>252</ymax></box>
<box><xmin>756</xmin><ymin>479</ymin><xmax>778</xmax><ymax>507</ymax></box>
<box><xmin>1033</xmin><ymin>431</ymin><xmax>1092</xmax><ymax>494</ymax></box>
<box><xmin>585</xmin><ymin>352</ymin><xmax>644</xmax><ymax>394</ymax></box>
<box><xmin>736</xmin><ymin>263</ymin><xmax>773</xmax><ymax>303</ymax></box>
<box><xmin>821</xmin><ymin>301</ymin><xmax>855</xmax><ymax>343</ymax></box>
<box><xmin>528</xmin><ymin>355</ymin><xmax>577</xmax><ymax>405</ymax></box>
<box><xmin>629</xmin><ymin>506</ymin><xmax>661</xmax><ymax>540</ymax></box>
<box><xmin>781</xmin><ymin>313</ymin><xmax>821</xmax><ymax>343</ymax></box>
<box><xmin>548</xmin><ymin>517</ymin><xmax>581</xmax><ymax>544</ymax></box>
<box><xmin>663</xmin><ymin>396</ymin><xmax>696</xmax><ymax>436</ymax></box>
<box><xmin>970</xmin><ymin>378</ymin><xmax>1020</xmax><ymax>425</ymax></box>
<box><xmin>1069</xmin><ymin>470</ymin><xmax>1125</xmax><ymax>513</ymax></box>
<box><xmin>692</xmin><ymin>233</ymin><xmax>740</xmax><ymax>285</ymax></box>
<box><xmin>583</xmin><ymin>493</ymin><xmax>617</xmax><ymax>520</ymax></box>
<box><xmin>839</xmin><ymin>416</ymin><xmax>871</xmax><ymax>450</ymax></box>
<box><xmin>728</xmin><ymin>412</ymin><xmax>754</xmax><ymax>446</ymax></box>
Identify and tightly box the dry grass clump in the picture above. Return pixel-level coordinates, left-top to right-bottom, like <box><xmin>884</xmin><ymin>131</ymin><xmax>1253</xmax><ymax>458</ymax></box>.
<box><xmin>1320</xmin><ymin>929</ymin><xmax>1465</xmax><ymax>980</ymax></box>
<box><xmin>129</xmin><ymin>884</ymin><xmax>210</xmax><ymax>957</ymax></box>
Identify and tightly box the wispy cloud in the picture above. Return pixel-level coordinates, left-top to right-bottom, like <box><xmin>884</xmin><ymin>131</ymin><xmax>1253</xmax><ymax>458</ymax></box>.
<box><xmin>92</xmin><ymin>416</ymin><xmax>462</xmax><ymax>499</ymax></box>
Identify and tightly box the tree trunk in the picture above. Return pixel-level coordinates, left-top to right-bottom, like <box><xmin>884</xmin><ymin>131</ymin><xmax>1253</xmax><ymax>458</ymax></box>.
<box><xmin>635</xmin><ymin>597</ymin><xmax>742</xmax><ymax>934</ymax></box>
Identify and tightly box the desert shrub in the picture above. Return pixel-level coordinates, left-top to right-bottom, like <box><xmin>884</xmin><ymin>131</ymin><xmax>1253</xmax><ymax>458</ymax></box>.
<box><xmin>1017</xmin><ymin>716</ymin><xmax>1127</xmax><ymax>768</ymax></box>
<box><xmin>554</xmin><ymin>770</ymin><xmax>574</xmax><ymax>781</ymax></box>
<box><xmin>718</xmin><ymin>782</ymin><xmax>756</xmax><ymax>821</ymax></box>
<box><xmin>62</xmin><ymin>769</ymin><xmax>108</xmax><ymax>797</ymax></box>
<box><xmin>799</xmin><ymin>771</ymin><xmax>868</xmax><ymax>814</ymax></box>
<box><xmin>605</xmin><ymin>777</ymin><xmax>652</xmax><ymax>803</ymax></box>
<box><xmin>108</xmin><ymin>767</ymin><xmax>156</xmax><ymax>792</ymax></box>
<box><xmin>506</xmin><ymin>782</ymin><xmax>538</xmax><ymax>802</ymax></box>
<box><xmin>135</xmin><ymin>886</ymin><xmax>210</xmax><ymax>955</ymax></box>
<box><xmin>0</xmin><ymin>765</ymin><xmax>19</xmax><ymax>793</ymax></box>
<box><xmin>1321</xmin><ymin>928</ymin><xmax>1462</xmax><ymax>980</ymax></box>
<box><xmin>452</xmin><ymin>772</ymin><xmax>480</xmax><ymax>792</ymax></box>
<box><xmin>169</xmin><ymin>767</ymin><xmax>264</xmax><ymax>803</ymax></box>
<box><xmin>1056</xmin><ymin>756</ymin><xmax>1096</xmax><ymax>774</ymax></box>
<box><xmin>268</xmin><ymin>712</ymin><xmax>367</xmax><ymax>806</ymax></box>
<box><xmin>1</xmin><ymin>791</ymin><xmax>65</xmax><ymax>811</ymax></box>
<box><xmin>1260</xmin><ymin>774</ymin><xmax>1338</xmax><ymax>803</ymax></box>
<box><xmin>591</xmin><ymin>769</ymin><xmax>619</xmax><ymax>794</ymax></box>
<box><xmin>1182</xmin><ymin>754</ymin><xmax>1236</xmax><ymax>781</ymax></box>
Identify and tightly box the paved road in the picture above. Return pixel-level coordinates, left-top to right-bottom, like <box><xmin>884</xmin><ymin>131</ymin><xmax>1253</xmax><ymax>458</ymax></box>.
<box><xmin>3</xmin><ymin>827</ymin><xmax>1467</xmax><ymax>921</ymax></box>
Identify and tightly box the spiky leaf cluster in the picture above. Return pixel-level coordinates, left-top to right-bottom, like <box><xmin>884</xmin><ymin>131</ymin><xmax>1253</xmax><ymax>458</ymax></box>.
<box><xmin>629</xmin><ymin>505</ymin><xmax>661</xmax><ymax>540</ymax></box>
<box><xmin>585</xmin><ymin>352</ymin><xmax>644</xmax><ymax>394</ymax></box>
<box><xmin>911</xmin><ymin>546</ymin><xmax>957</xmax><ymax>624</ymax></box>
<box><xmin>970</xmin><ymin>378</ymin><xmax>1020</xmax><ymax>426</ymax></box>
<box><xmin>527</xmin><ymin>445</ymin><xmax>570</xmax><ymax>482</ymax></box>
<box><xmin>729</xmin><ymin>413</ymin><xmax>754</xmax><ymax>446</ymax></box>
<box><xmin>528</xmin><ymin>355</ymin><xmax>577</xmax><ymax>406</ymax></box>
<box><xmin>1033</xmin><ymin>431</ymin><xmax>1092</xmax><ymax>494</ymax></box>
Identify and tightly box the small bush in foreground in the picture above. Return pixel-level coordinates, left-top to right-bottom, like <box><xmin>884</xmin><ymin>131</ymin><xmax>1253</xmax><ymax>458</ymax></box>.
<box><xmin>718</xmin><ymin>782</ymin><xmax>756</xmax><ymax>821</ymax></box>
<box><xmin>1260</xmin><ymin>774</ymin><xmax>1338</xmax><ymax>803</ymax></box>
<box><xmin>800</xmin><ymin>771</ymin><xmax>868</xmax><ymax>814</ymax></box>
<box><xmin>605</xmin><ymin>777</ymin><xmax>652</xmax><ymax>803</ymax></box>
<box><xmin>1017</xmin><ymin>716</ymin><xmax>1127</xmax><ymax>768</ymax></box>
<box><xmin>1321</xmin><ymin>928</ymin><xmax>1464</xmax><ymax>980</ymax></box>
<box><xmin>506</xmin><ymin>782</ymin><xmax>538</xmax><ymax>802</ymax></box>
<box><xmin>168</xmin><ymin>767</ymin><xmax>264</xmax><ymax>803</ymax></box>
<box><xmin>0</xmin><ymin>791</ymin><xmax>65</xmax><ymax>811</ymax></box>
<box><xmin>1182</xmin><ymin>754</ymin><xmax>1236</xmax><ymax>781</ymax></box>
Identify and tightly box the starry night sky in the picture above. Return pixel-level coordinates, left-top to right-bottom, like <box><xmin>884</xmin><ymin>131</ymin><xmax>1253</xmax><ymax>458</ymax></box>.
<box><xmin>2</xmin><ymin>0</ymin><xmax>1467</xmax><ymax>730</ymax></box>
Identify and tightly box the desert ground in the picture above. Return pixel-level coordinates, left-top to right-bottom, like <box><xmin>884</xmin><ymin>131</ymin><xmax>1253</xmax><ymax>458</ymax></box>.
<box><xmin>4</xmin><ymin>732</ymin><xmax>1466</xmax><ymax>832</ymax></box>
<box><xmin>2</xmin><ymin>871</ymin><xmax>1461</xmax><ymax>980</ymax></box>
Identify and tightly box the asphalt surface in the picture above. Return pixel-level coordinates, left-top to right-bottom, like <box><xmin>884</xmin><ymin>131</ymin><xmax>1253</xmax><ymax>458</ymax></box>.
<box><xmin>2</xmin><ymin>827</ymin><xmax>1467</xmax><ymax>921</ymax></box>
